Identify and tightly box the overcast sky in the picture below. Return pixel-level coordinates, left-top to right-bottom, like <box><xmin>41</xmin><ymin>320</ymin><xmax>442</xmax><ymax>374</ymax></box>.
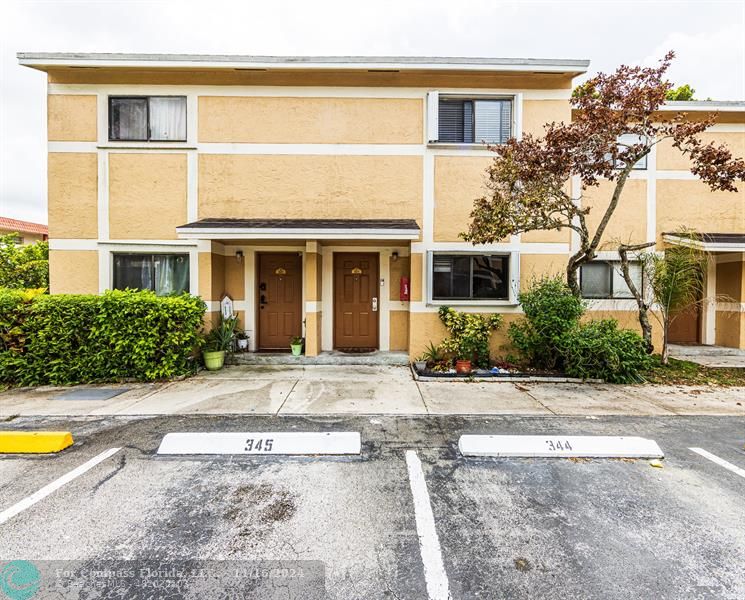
<box><xmin>1</xmin><ymin>0</ymin><xmax>743</xmax><ymax>224</ymax></box>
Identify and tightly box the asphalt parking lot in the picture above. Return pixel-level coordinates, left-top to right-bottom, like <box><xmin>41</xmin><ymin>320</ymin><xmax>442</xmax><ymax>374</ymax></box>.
<box><xmin>1</xmin><ymin>415</ymin><xmax>744</xmax><ymax>599</ymax></box>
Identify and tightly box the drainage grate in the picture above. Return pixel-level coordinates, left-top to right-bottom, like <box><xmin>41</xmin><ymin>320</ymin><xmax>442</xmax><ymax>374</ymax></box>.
<box><xmin>55</xmin><ymin>388</ymin><xmax>130</xmax><ymax>401</ymax></box>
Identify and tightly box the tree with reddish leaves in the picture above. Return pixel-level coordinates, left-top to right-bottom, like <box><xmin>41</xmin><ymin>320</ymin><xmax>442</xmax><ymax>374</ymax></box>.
<box><xmin>463</xmin><ymin>51</ymin><xmax>745</xmax><ymax>351</ymax></box>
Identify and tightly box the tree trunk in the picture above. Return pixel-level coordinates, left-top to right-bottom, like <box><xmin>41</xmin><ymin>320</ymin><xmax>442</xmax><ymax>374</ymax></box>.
<box><xmin>661</xmin><ymin>321</ymin><xmax>670</xmax><ymax>365</ymax></box>
<box><xmin>618</xmin><ymin>242</ymin><xmax>655</xmax><ymax>353</ymax></box>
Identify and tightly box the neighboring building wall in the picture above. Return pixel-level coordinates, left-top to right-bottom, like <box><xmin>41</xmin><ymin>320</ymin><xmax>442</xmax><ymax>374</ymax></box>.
<box><xmin>0</xmin><ymin>229</ymin><xmax>46</xmax><ymax>244</ymax></box>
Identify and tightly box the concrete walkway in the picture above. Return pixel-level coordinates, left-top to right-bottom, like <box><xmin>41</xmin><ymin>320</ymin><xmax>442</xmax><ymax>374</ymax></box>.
<box><xmin>669</xmin><ymin>343</ymin><xmax>745</xmax><ymax>368</ymax></box>
<box><xmin>0</xmin><ymin>365</ymin><xmax>743</xmax><ymax>417</ymax></box>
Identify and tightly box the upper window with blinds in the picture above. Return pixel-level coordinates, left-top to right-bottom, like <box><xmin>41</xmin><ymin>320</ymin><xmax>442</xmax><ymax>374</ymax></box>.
<box><xmin>109</xmin><ymin>96</ymin><xmax>187</xmax><ymax>142</ymax></box>
<box><xmin>437</xmin><ymin>96</ymin><xmax>512</xmax><ymax>144</ymax></box>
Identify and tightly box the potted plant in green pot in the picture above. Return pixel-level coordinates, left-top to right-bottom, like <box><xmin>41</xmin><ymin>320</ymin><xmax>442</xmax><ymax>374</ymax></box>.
<box><xmin>290</xmin><ymin>336</ymin><xmax>304</xmax><ymax>356</ymax></box>
<box><xmin>202</xmin><ymin>317</ymin><xmax>237</xmax><ymax>371</ymax></box>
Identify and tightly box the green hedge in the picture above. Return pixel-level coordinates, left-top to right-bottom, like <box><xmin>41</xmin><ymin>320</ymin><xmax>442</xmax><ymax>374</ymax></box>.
<box><xmin>0</xmin><ymin>289</ymin><xmax>206</xmax><ymax>385</ymax></box>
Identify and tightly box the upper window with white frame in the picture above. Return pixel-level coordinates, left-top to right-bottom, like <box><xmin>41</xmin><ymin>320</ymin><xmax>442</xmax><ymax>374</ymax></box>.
<box><xmin>437</xmin><ymin>96</ymin><xmax>512</xmax><ymax>144</ymax></box>
<box><xmin>431</xmin><ymin>253</ymin><xmax>510</xmax><ymax>302</ymax></box>
<box><xmin>612</xmin><ymin>133</ymin><xmax>648</xmax><ymax>170</ymax></box>
<box><xmin>580</xmin><ymin>260</ymin><xmax>643</xmax><ymax>299</ymax></box>
<box><xmin>108</xmin><ymin>96</ymin><xmax>187</xmax><ymax>142</ymax></box>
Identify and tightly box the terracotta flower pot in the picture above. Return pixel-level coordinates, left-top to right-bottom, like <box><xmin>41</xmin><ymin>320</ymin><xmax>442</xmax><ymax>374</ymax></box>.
<box><xmin>455</xmin><ymin>359</ymin><xmax>472</xmax><ymax>374</ymax></box>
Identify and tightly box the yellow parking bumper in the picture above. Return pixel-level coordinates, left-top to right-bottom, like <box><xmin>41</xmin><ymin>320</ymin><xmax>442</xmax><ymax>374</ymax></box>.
<box><xmin>0</xmin><ymin>431</ymin><xmax>74</xmax><ymax>453</ymax></box>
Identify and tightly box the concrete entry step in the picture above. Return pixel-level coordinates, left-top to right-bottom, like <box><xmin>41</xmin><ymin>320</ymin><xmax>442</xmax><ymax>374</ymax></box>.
<box><xmin>231</xmin><ymin>350</ymin><xmax>409</xmax><ymax>366</ymax></box>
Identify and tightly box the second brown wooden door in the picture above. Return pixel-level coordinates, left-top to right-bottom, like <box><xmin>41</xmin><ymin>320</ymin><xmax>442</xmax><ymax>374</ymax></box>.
<box><xmin>334</xmin><ymin>253</ymin><xmax>379</xmax><ymax>350</ymax></box>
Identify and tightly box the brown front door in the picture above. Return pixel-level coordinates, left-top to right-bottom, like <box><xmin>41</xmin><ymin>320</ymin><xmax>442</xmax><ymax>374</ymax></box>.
<box><xmin>258</xmin><ymin>253</ymin><xmax>302</xmax><ymax>351</ymax></box>
<box><xmin>334</xmin><ymin>253</ymin><xmax>379</xmax><ymax>350</ymax></box>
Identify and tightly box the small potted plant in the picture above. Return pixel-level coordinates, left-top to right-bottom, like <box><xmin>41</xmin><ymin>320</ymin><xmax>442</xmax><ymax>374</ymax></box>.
<box><xmin>235</xmin><ymin>330</ymin><xmax>249</xmax><ymax>351</ymax></box>
<box><xmin>202</xmin><ymin>317</ymin><xmax>237</xmax><ymax>371</ymax></box>
<box><xmin>290</xmin><ymin>336</ymin><xmax>304</xmax><ymax>356</ymax></box>
<box><xmin>414</xmin><ymin>341</ymin><xmax>442</xmax><ymax>372</ymax></box>
<box><xmin>455</xmin><ymin>349</ymin><xmax>473</xmax><ymax>374</ymax></box>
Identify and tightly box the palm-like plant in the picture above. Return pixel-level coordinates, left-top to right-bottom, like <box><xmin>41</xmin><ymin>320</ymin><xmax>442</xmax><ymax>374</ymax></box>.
<box><xmin>204</xmin><ymin>316</ymin><xmax>237</xmax><ymax>352</ymax></box>
<box><xmin>643</xmin><ymin>245</ymin><xmax>706</xmax><ymax>364</ymax></box>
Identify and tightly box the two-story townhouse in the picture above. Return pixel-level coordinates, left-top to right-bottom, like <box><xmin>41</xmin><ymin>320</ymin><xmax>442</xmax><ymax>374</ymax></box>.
<box><xmin>17</xmin><ymin>53</ymin><xmax>745</xmax><ymax>357</ymax></box>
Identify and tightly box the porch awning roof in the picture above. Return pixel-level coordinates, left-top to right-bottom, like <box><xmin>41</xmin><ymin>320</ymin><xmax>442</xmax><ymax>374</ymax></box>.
<box><xmin>176</xmin><ymin>218</ymin><xmax>420</xmax><ymax>240</ymax></box>
<box><xmin>663</xmin><ymin>232</ymin><xmax>745</xmax><ymax>252</ymax></box>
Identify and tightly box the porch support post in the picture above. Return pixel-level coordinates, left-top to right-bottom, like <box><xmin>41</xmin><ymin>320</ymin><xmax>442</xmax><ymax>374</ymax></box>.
<box><xmin>304</xmin><ymin>240</ymin><xmax>322</xmax><ymax>357</ymax></box>
<box><xmin>197</xmin><ymin>240</ymin><xmax>219</xmax><ymax>329</ymax></box>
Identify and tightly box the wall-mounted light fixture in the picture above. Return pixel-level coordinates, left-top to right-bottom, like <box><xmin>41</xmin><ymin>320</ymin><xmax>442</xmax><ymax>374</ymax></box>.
<box><xmin>391</xmin><ymin>251</ymin><xmax>399</xmax><ymax>262</ymax></box>
<box><xmin>235</xmin><ymin>250</ymin><xmax>244</xmax><ymax>263</ymax></box>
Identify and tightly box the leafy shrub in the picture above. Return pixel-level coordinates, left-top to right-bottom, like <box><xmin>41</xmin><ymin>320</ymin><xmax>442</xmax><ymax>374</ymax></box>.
<box><xmin>438</xmin><ymin>306</ymin><xmax>503</xmax><ymax>368</ymax></box>
<box><xmin>0</xmin><ymin>235</ymin><xmax>49</xmax><ymax>289</ymax></box>
<box><xmin>508</xmin><ymin>276</ymin><xmax>584</xmax><ymax>369</ymax></box>
<box><xmin>0</xmin><ymin>289</ymin><xmax>205</xmax><ymax>385</ymax></box>
<box><xmin>561</xmin><ymin>319</ymin><xmax>652</xmax><ymax>383</ymax></box>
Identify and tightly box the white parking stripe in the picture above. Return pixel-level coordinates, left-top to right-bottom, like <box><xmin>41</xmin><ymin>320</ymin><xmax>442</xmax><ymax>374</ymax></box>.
<box><xmin>0</xmin><ymin>447</ymin><xmax>121</xmax><ymax>525</ymax></box>
<box><xmin>690</xmin><ymin>448</ymin><xmax>745</xmax><ymax>479</ymax></box>
<box><xmin>405</xmin><ymin>450</ymin><xmax>451</xmax><ymax>600</ymax></box>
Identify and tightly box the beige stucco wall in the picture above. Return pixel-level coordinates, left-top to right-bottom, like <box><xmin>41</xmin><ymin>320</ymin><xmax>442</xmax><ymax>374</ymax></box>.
<box><xmin>198</xmin><ymin>252</ymin><xmax>212</xmax><ymax>300</ymax></box>
<box><xmin>199</xmin><ymin>96</ymin><xmax>422</xmax><ymax>144</ymax></box>
<box><xmin>715</xmin><ymin>311</ymin><xmax>744</xmax><ymax>349</ymax></box>
<box><xmin>519</xmin><ymin>254</ymin><xmax>566</xmax><ymax>290</ymax></box>
<box><xmin>48</xmin><ymin>153</ymin><xmax>98</xmax><ymax>239</ymax></box>
<box><xmin>49</xmin><ymin>250</ymin><xmax>99</xmax><ymax>294</ymax></box>
<box><xmin>304</xmin><ymin>252</ymin><xmax>322</xmax><ymax>302</ymax></box>
<box><xmin>410</xmin><ymin>253</ymin><xmax>423</xmax><ymax>302</ymax></box>
<box><xmin>656</xmin><ymin>132</ymin><xmax>745</xmax><ymax>171</ymax></box>
<box><xmin>582</xmin><ymin>179</ymin><xmax>647</xmax><ymax>248</ymax></box>
<box><xmin>210</xmin><ymin>252</ymin><xmax>226</xmax><ymax>301</ymax></box>
<box><xmin>305</xmin><ymin>311</ymin><xmax>322</xmax><ymax>356</ymax></box>
<box><xmin>198</xmin><ymin>154</ymin><xmax>422</xmax><ymax>223</ymax></box>
<box><xmin>108</xmin><ymin>153</ymin><xmax>187</xmax><ymax>240</ymax></box>
<box><xmin>521</xmin><ymin>99</ymin><xmax>571</xmax><ymax>138</ymax></box>
<box><xmin>716</xmin><ymin>261</ymin><xmax>743</xmax><ymax>301</ymax></box>
<box><xmin>521</xmin><ymin>228</ymin><xmax>572</xmax><ymax>244</ymax></box>
<box><xmin>433</xmin><ymin>156</ymin><xmax>492</xmax><ymax>241</ymax></box>
<box><xmin>657</xmin><ymin>180</ymin><xmax>744</xmax><ymax>244</ymax></box>
<box><xmin>47</xmin><ymin>94</ymin><xmax>97</xmax><ymax>142</ymax></box>
<box><xmin>224</xmin><ymin>255</ymin><xmax>245</xmax><ymax>301</ymax></box>
<box><xmin>390</xmin><ymin>311</ymin><xmax>410</xmax><ymax>351</ymax></box>
<box><xmin>389</xmin><ymin>256</ymin><xmax>410</xmax><ymax>301</ymax></box>
<box><xmin>408</xmin><ymin>311</ymin><xmax>522</xmax><ymax>360</ymax></box>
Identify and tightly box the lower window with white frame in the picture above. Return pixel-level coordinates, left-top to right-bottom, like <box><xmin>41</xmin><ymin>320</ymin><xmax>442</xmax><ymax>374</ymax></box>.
<box><xmin>113</xmin><ymin>253</ymin><xmax>190</xmax><ymax>295</ymax></box>
<box><xmin>431</xmin><ymin>253</ymin><xmax>510</xmax><ymax>301</ymax></box>
<box><xmin>580</xmin><ymin>260</ymin><xmax>642</xmax><ymax>299</ymax></box>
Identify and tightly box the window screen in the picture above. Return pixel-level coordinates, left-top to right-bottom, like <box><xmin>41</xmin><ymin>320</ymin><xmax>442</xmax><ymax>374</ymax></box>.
<box><xmin>113</xmin><ymin>254</ymin><xmax>190</xmax><ymax>295</ymax></box>
<box><xmin>432</xmin><ymin>254</ymin><xmax>509</xmax><ymax>301</ymax></box>
<box><xmin>580</xmin><ymin>261</ymin><xmax>643</xmax><ymax>299</ymax></box>
<box><xmin>109</xmin><ymin>98</ymin><xmax>148</xmax><ymax>141</ymax></box>
<box><xmin>438</xmin><ymin>97</ymin><xmax>512</xmax><ymax>144</ymax></box>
